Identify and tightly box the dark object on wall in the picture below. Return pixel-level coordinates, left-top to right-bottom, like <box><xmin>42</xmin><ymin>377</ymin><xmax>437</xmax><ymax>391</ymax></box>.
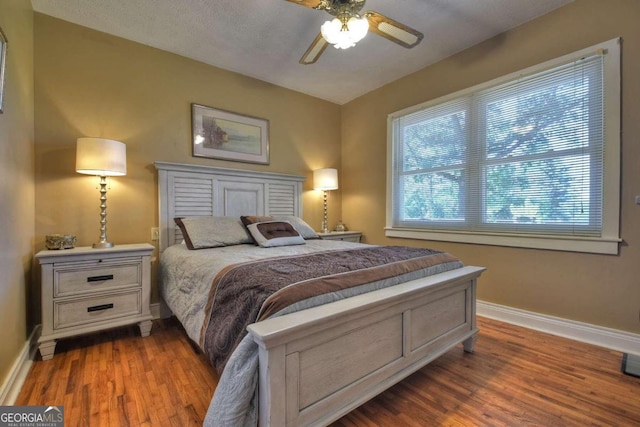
<box><xmin>621</xmin><ymin>353</ymin><xmax>640</xmax><ymax>378</ymax></box>
<box><xmin>0</xmin><ymin>25</ymin><xmax>7</xmax><ymax>113</ymax></box>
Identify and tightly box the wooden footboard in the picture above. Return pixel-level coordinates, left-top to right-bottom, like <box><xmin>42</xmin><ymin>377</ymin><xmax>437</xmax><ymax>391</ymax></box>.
<box><xmin>248</xmin><ymin>265</ymin><xmax>485</xmax><ymax>426</ymax></box>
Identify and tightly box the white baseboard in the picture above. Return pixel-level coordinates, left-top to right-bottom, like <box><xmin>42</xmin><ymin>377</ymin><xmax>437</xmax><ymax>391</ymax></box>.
<box><xmin>477</xmin><ymin>300</ymin><xmax>640</xmax><ymax>356</ymax></box>
<box><xmin>0</xmin><ymin>325</ymin><xmax>40</xmax><ymax>405</ymax></box>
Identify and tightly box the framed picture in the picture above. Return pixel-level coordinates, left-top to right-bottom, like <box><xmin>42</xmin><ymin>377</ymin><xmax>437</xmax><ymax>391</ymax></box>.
<box><xmin>0</xmin><ymin>26</ymin><xmax>7</xmax><ymax>113</ymax></box>
<box><xmin>191</xmin><ymin>103</ymin><xmax>269</xmax><ymax>165</ymax></box>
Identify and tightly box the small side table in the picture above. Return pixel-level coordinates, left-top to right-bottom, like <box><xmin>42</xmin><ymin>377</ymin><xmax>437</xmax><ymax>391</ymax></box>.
<box><xmin>318</xmin><ymin>231</ymin><xmax>362</xmax><ymax>243</ymax></box>
<box><xmin>35</xmin><ymin>243</ymin><xmax>154</xmax><ymax>360</ymax></box>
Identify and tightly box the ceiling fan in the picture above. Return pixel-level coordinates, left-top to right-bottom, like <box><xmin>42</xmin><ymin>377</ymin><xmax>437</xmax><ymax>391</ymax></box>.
<box><xmin>286</xmin><ymin>0</ymin><xmax>424</xmax><ymax>64</ymax></box>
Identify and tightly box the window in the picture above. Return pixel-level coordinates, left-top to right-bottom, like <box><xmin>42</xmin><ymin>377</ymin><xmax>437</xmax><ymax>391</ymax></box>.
<box><xmin>387</xmin><ymin>39</ymin><xmax>620</xmax><ymax>254</ymax></box>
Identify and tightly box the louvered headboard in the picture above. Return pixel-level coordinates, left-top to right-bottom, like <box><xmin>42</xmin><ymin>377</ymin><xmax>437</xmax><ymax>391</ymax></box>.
<box><xmin>155</xmin><ymin>162</ymin><xmax>305</xmax><ymax>252</ymax></box>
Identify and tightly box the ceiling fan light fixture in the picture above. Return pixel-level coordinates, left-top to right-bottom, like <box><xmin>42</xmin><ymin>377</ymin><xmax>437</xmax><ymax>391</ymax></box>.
<box><xmin>321</xmin><ymin>15</ymin><xmax>369</xmax><ymax>50</ymax></box>
<box><xmin>348</xmin><ymin>16</ymin><xmax>369</xmax><ymax>40</ymax></box>
<box><xmin>288</xmin><ymin>0</ymin><xmax>424</xmax><ymax>64</ymax></box>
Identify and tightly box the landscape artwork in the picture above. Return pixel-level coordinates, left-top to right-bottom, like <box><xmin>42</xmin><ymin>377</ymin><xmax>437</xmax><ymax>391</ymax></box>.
<box><xmin>192</xmin><ymin>103</ymin><xmax>269</xmax><ymax>164</ymax></box>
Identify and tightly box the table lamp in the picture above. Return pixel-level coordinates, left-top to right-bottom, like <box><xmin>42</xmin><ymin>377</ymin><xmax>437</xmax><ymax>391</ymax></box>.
<box><xmin>76</xmin><ymin>137</ymin><xmax>127</xmax><ymax>248</ymax></box>
<box><xmin>313</xmin><ymin>168</ymin><xmax>338</xmax><ymax>233</ymax></box>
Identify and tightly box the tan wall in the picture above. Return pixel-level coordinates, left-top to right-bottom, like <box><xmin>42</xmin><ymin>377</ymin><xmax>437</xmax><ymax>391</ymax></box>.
<box><xmin>0</xmin><ymin>1</ymin><xmax>34</xmax><ymax>389</ymax></box>
<box><xmin>342</xmin><ymin>0</ymin><xmax>640</xmax><ymax>333</ymax></box>
<box><xmin>34</xmin><ymin>15</ymin><xmax>342</xmax><ymax>304</ymax></box>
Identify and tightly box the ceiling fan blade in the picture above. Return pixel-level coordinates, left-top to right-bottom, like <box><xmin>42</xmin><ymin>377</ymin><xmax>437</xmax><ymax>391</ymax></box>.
<box><xmin>300</xmin><ymin>33</ymin><xmax>329</xmax><ymax>65</ymax></box>
<box><xmin>365</xmin><ymin>11</ymin><xmax>424</xmax><ymax>48</ymax></box>
<box><xmin>284</xmin><ymin>0</ymin><xmax>330</xmax><ymax>9</ymax></box>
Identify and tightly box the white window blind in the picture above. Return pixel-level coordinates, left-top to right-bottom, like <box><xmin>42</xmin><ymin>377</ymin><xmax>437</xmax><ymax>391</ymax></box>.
<box><xmin>387</xmin><ymin>39</ymin><xmax>620</xmax><ymax>254</ymax></box>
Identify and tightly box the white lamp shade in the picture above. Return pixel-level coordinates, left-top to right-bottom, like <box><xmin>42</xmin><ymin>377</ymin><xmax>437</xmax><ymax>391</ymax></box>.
<box><xmin>313</xmin><ymin>168</ymin><xmax>339</xmax><ymax>191</ymax></box>
<box><xmin>76</xmin><ymin>137</ymin><xmax>127</xmax><ymax>176</ymax></box>
<box><xmin>347</xmin><ymin>16</ymin><xmax>369</xmax><ymax>42</ymax></box>
<box><xmin>321</xmin><ymin>19</ymin><xmax>343</xmax><ymax>45</ymax></box>
<box><xmin>321</xmin><ymin>16</ymin><xmax>369</xmax><ymax>50</ymax></box>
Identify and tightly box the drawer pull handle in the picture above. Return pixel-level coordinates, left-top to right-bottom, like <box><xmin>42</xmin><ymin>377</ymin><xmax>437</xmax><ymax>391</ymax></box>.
<box><xmin>87</xmin><ymin>274</ymin><xmax>114</xmax><ymax>282</ymax></box>
<box><xmin>87</xmin><ymin>303</ymin><xmax>114</xmax><ymax>312</ymax></box>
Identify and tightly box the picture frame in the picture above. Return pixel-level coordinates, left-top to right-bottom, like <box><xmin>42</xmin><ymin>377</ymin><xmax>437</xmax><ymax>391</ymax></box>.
<box><xmin>191</xmin><ymin>103</ymin><xmax>269</xmax><ymax>165</ymax></box>
<box><xmin>0</xmin><ymin>26</ymin><xmax>7</xmax><ymax>113</ymax></box>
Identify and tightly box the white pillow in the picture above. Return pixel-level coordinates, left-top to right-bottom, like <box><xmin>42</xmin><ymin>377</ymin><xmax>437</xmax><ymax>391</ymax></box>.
<box><xmin>174</xmin><ymin>216</ymin><xmax>253</xmax><ymax>249</ymax></box>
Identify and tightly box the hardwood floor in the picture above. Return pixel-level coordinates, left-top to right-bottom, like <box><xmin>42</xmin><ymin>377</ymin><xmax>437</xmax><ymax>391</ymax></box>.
<box><xmin>16</xmin><ymin>317</ymin><xmax>640</xmax><ymax>426</ymax></box>
<box><xmin>332</xmin><ymin>318</ymin><xmax>640</xmax><ymax>427</ymax></box>
<box><xmin>16</xmin><ymin>318</ymin><xmax>219</xmax><ymax>426</ymax></box>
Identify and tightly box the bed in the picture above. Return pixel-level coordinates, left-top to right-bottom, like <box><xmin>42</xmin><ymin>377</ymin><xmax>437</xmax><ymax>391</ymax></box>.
<box><xmin>155</xmin><ymin>161</ymin><xmax>485</xmax><ymax>426</ymax></box>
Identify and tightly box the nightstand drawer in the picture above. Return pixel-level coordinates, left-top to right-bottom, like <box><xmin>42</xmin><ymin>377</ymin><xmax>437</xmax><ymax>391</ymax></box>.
<box><xmin>318</xmin><ymin>231</ymin><xmax>362</xmax><ymax>243</ymax></box>
<box><xmin>331</xmin><ymin>235</ymin><xmax>361</xmax><ymax>242</ymax></box>
<box><xmin>55</xmin><ymin>263</ymin><xmax>140</xmax><ymax>297</ymax></box>
<box><xmin>54</xmin><ymin>290</ymin><xmax>142</xmax><ymax>330</ymax></box>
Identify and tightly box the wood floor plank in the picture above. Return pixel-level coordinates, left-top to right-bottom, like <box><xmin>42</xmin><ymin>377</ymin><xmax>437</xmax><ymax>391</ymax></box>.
<box><xmin>15</xmin><ymin>317</ymin><xmax>639</xmax><ymax>426</ymax></box>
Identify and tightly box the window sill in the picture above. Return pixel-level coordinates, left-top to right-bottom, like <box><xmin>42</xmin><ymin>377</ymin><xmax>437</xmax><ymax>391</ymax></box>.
<box><xmin>385</xmin><ymin>227</ymin><xmax>621</xmax><ymax>255</ymax></box>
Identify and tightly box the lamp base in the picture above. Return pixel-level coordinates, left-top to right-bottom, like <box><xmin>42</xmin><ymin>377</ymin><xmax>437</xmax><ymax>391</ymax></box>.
<box><xmin>93</xmin><ymin>175</ymin><xmax>115</xmax><ymax>250</ymax></box>
<box><xmin>92</xmin><ymin>241</ymin><xmax>114</xmax><ymax>249</ymax></box>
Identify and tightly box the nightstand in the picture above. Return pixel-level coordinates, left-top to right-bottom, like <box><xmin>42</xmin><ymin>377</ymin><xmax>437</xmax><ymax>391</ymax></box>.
<box><xmin>35</xmin><ymin>243</ymin><xmax>154</xmax><ymax>360</ymax></box>
<box><xmin>318</xmin><ymin>231</ymin><xmax>362</xmax><ymax>243</ymax></box>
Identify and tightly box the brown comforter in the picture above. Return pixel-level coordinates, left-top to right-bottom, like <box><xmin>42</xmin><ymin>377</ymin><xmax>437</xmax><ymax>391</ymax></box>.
<box><xmin>200</xmin><ymin>246</ymin><xmax>461</xmax><ymax>373</ymax></box>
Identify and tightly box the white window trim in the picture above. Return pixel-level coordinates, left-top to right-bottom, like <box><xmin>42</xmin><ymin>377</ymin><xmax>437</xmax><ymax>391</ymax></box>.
<box><xmin>386</xmin><ymin>38</ymin><xmax>621</xmax><ymax>255</ymax></box>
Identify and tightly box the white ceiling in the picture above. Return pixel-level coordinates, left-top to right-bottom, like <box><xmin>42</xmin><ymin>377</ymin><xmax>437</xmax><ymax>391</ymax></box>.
<box><xmin>30</xmin><ymin>0</ymin><xmax>573</xmax><ymax>105</ymax></box>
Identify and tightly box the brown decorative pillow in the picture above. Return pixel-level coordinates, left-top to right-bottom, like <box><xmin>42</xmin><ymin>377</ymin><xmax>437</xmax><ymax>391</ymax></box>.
<box><xmin>275</xmin><ymin>215</ymin><xmax>320</xmax><ymax>240</ymax></box>
<box><xmin>174</xmin><ymin>216</ymin><xmax>253</xmax><ymax>250</ymax></box>
<box><xmin>241</xmin><ymin>215</ymin><xmax>319</xmax><ymax>242</ymax></box>
<box><xmin>245</xmin><ymin>221</ymin><xmax>305</xmax><ymax>248</ymax></box>
<box><xmin>240</xmin><ymin>215</ymin><xmax>272</xmax><ymax>228</ymax></box>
